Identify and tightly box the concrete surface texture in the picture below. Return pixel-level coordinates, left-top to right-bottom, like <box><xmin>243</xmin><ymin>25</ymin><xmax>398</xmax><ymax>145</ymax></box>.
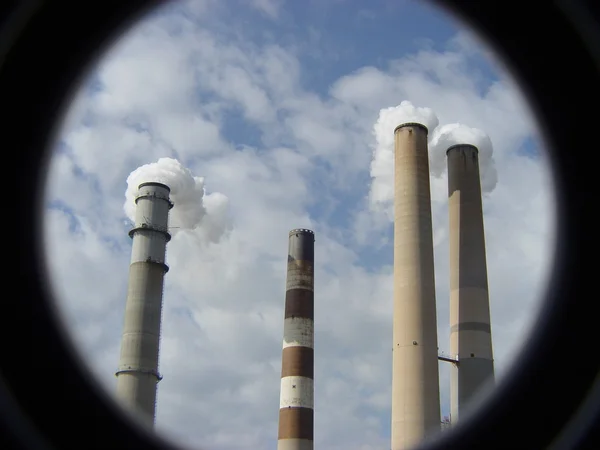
<box><xmin>447</xmin><ymin>145</ymin><xmax>495</xmax><ymax>424</ymax></box>
<box><xmin>116</xmin><ymin>182</ymin><xmax>172</xmax><ymax>425</ymax></box>
<box><xmin>391</xmin><ymin>124</ymin><xmax>441</xmax><ymax>450</ymax></box>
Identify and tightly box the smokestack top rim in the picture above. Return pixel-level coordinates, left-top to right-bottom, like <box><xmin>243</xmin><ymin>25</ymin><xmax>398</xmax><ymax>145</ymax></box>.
<box><xmin>289</xmin><ymin>228</ymin><xmax>315</xmax><ymax>236</ymax></box>
<box><xmin>393</xmin><ymin>122</ymin><xmax>429</xmax><ymax>134</ymax></box>
<box><xmin>138</xmin><ymin>181</ymin><xmax>171</xmax><ymax>192</ymax></box>
<box><xmin>446</xmin><ymin>143</ymin><xmax>479</xmax><ymax>155</ymax></box>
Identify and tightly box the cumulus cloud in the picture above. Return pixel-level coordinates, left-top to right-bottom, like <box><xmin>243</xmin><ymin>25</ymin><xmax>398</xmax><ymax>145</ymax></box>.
<box><xmin>124</xmin><ymin>157</ymin><xmax>230</xmax><ymax>241</ymax></box>
<box><xmin>429</xmin><ymin>123</ymin><xmax>498</xmax><ymax>192</ymax></box>
<box><xmin>43</xmin><ymin>2</ymin><xmax>555</xmax><ymax>449</ymax></box>
<box><xmin>375</xmin><ymin>100</ymin><xmax>440</xmax><ymax>136</ymax></box>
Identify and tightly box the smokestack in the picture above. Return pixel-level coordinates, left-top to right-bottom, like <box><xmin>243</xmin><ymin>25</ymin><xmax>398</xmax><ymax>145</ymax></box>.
<box><xmin>392</xmin><ymin>123</ymin><xmax>441</xmax><ymax>449</ymax></box>
<box><xmin>446</xmin><ymin>144</ymin><xmax>495</xmax><ymax>423</ymax></box>
<box><xmin>278</xmin><ymin>229</ymin><xmax>315</xmax><ymax>450</ymax></box>
<box><xmin>115</xmin><ymin>181</ymin><xmax>173</xmax><ymax>425</ymax></box>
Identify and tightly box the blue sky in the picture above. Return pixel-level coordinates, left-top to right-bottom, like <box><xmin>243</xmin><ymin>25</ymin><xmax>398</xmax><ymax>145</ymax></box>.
<box><xmin>43</xmin><ymin>1</ymin><xmax>555</xmax><ymax>449</ymax></box>
<box><xmin>199</xmin><ymin>0</ymin><xmax>460</xmax><ymax>89</ymax></box>
<box><xmin>141</xmin><ymin>0</ymin><xmax>508</xmax><ymax>251</ymax></box>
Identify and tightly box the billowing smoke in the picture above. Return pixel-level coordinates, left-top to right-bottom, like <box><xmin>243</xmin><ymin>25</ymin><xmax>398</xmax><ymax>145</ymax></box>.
<box><xmin>369</xmin><ymin>103</ymin><xmax>498</xmax><ymax>218</ymax></box>
<box><xmin>124</xmin><ymin>157</ymin><xmax>230</xmax><ymax>242</ymax></box>
<box><xmin>370</xmin><ymin>101</ymin><xmax>439</xmax><ymax>216</ymax></box>
<box><xmin>429</xmin><ymin>123</ymin><xmax>497</xmax><ymax>193</ymax></box>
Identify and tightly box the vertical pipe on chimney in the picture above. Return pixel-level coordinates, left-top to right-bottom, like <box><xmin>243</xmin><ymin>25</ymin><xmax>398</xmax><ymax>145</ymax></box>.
<box><xmin>392</xmin><ymin>123</ymin><xmax>441</xmax><ymax>450</ymax></box>
<box><xmin>447</xmin><ymin>144</ymin><xmax>495</xmax><ymax>424</ymax></box>
<box><xmin>115</xmin><ymin>181</ymin><xmax>173</xmax><ymax>425</ymax></box>
<box><xmin>277</xmin><ymin>229</ymin><xmax>315</xmax><ymax>450</ymax></box>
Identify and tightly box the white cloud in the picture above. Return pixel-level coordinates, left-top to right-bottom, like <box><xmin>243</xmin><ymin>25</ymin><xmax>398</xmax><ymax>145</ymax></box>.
<box><xmin>429</xmin><ymin>123</ymin><xmax>496</xmax><ymax>191</ymax></box>
<box><xmin>250</xmin><ymin>0</ymin><xmax>284</xmax><ymax>19</ymax></box>
<box><xmin>124</xmin><ymin>157</ymin><xmax>230</xmax><ymax>243</ymax></box>
<box><xmin>369</xmin><ymin>101</ymin><xmax>440</xmax><ymax>218</ymax></box>
<box><xmin>43</xmin><ymin>2</ymin><xmax>556</xmax><ymax>449</ymax></box>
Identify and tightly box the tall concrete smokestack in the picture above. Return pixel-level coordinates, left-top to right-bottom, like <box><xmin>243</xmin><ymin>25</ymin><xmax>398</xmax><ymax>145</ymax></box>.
<box><xmin>115</xmin><ymin>181</ymin><xmax>173</xmax><ymax>425</ymax></box>
<box><xmin>278</xmin><ymin>229</ymin><xmax>315</xmax><ymax>450</ymax></box>
<box><xmin>446</xmin><ymin>144</ymin><xmax>494</xmax><ymax>423</ymax></box>
<box><xmin>392</xmin><ymin>123</ymin><xmax>441</xmax><ymax>449</ymax></box>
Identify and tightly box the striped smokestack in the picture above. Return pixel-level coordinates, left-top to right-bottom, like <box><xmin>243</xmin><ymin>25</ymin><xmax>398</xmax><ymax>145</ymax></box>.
<box><xmin>447</xmin><ymin>144</ymin><xmax>495</xmax><ymax>423</ymax></box>
<box><xmin>392</xmin><ymin>123</ymin><xmax>441</xmax><ymax>450</ymax></box>
<box><xmin>278</xmin><ymin>228</ymin><xmax>315</xmax><ymax>450</ymax></box>
<box><xmin>115</xmin><ymin>181</ymin><xmax>172</xmax><ymax>425</ymax></box>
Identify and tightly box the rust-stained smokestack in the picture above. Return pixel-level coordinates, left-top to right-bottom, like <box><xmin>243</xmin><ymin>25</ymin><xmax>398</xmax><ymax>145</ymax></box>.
<box><xmin>392</xmin><ymin>123</ymin><xmax>441</xmax><ymax>449</ymax></box>
<box><xmin>277</xmin><ymin>229</ymin><xmax>315</xmax><ymax>450</ymax></box>
<box><xmin>447</xmin><ymin>144</ymin><xmax>495</xmax><ymax>424</ymax></box>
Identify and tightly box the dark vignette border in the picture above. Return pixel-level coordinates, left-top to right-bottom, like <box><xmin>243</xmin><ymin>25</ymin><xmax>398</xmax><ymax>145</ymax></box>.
<box><xmin>0</xmin><ymin>1</ymin><xmax>598</xmax><ymax>449</ymax></box>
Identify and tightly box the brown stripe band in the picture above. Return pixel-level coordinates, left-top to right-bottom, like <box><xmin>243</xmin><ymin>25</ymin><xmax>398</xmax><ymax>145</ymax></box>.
<box><xmin>284</xmin><ymin>289</ymin><xmax>314</xmax><ymax>319</ymax></box>
<box><xmin>278</xmin><ymin>407</ymin><xmax>314</xmax><ymax>440</ymax></box>
<box><xmin>281</xmin><ymin>347</ymin><xmax>314</xmax><ymax>378</ymax></box>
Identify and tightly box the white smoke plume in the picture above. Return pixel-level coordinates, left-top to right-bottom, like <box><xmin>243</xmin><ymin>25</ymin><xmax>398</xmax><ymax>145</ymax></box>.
<box><xmin>369</xmin><ymin>101</ymin><xmax>439</xmax><ymax>216</ymax></box>
<box><xmin>429</xmin><ymin>123</ymin><xmax>497</xmax><ymax>193</ymax></box>
<box><xmin>124</xmin><ymin>157</ymin><xmax>230</xmax><ymax>241</ymax></box>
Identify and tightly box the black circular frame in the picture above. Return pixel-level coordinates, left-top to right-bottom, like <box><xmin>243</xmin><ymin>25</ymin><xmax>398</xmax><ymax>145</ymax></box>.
<box><xmin>1</xmin><ymin>1</ymin><xmax>599</xmax><ymax>449</ymax></box>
